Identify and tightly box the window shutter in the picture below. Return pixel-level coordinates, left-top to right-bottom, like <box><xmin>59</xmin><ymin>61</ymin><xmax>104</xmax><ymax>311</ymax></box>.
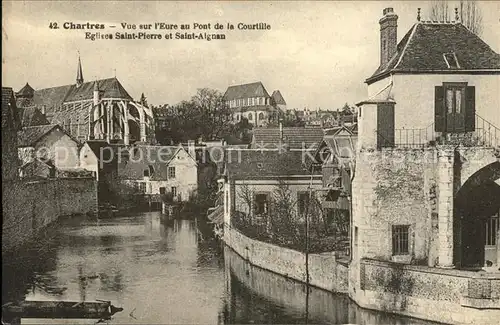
<box><xmin>465</xmin><ymin>86</ymin><xmax>476</xmax><ymax>132</ymax></box>
<box><xmin>434</xmin><ymin>86</ymin><xmax>445</xmax><ymax>132</ymax></box>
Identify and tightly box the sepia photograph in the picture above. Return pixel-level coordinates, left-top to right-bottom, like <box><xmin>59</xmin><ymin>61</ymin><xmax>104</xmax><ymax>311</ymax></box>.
<box><xmin>2</xmin><ymin>0</ymin><xmax>500</xmax><ymax>324</ymax></box>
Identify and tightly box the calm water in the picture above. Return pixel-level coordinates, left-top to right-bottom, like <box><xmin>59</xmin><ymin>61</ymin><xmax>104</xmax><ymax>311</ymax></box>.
<box><xmin>2</xmin><ymin>212</ymin><xmax>436</xmax><ymax>324</ymax></box>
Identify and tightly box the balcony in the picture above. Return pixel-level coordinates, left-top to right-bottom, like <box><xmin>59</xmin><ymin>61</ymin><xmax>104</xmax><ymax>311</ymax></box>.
<box><xmin>376</xmin><ymin>114</ymin><xmax>500</xmax><ymax>150</ymax></box>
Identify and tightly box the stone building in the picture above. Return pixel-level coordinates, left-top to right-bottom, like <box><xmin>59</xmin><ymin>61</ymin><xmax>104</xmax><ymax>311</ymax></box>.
<box><xmin>350</xmin><ymin>7</ymin><xmax>500</xmax><ymax>324</ymax></box>
<box><xmin>223</xmin><ymin>81</ymin><xmax>285</xmax><ymax>127</ymax></box>
<box><xmin>16</xmin><ymin>57</ymin><xmax>155</xmax><ymax>145</ymax></box>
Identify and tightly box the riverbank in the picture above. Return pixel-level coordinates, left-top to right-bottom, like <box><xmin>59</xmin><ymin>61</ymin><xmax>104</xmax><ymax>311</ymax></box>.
<box><xmin>2</xmin><ymin>178</ymin><xmax>98</xmax><ymax>253</ymax></box>
<box><xmin>224</xmin><ymin>225</ymin><xmax>500</xmax><ymax>325</ymax></box>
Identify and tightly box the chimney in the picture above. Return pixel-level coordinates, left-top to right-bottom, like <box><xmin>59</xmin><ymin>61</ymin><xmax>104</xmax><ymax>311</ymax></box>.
<box><xmin>379</xmin><ymin>7</ymin><xmax>398</xmax><ymax>66</ymax></box>
<box><xmin>187</xmin><ymin>140</ymin><xmax>196</xmax><ymax>158</ymax></box>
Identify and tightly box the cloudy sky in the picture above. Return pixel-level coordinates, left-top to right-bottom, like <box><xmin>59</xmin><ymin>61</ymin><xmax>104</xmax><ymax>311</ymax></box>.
<box><xmin>2</xmin><ymin>1</ymin><xmax>499</xmax><ymax>109</ymax></box>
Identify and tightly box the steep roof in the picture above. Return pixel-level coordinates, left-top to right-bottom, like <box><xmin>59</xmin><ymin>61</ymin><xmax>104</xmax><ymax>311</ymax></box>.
<box><xmin>226</xmin><ymin>149</ymin><xmax>318</xmax><ymax>180</ymax></box>
<box><xmin>252</xmin><ymin>127</ymin><xmax>324</xmax><ymax>150</ymax></box>
<box><xmin>17</xmin><ymin>124</ymin><xmax>59</xmax><ymax>147</ymax></box>
<box><xmin>367</xmin><ymin>22</ymin><xmax>500</xmax><ymax>84</ymax></box>
<box><xmin>20</xmin><ymin>106</ymin><xmax>50</xmax><ymax>127</ymax></box>
<box><xmin>16</xmin><ymin>83</ymin><xmax>34</xmax><ymax>98</ymax></box>
<box><xmin>2</xmin><ymin>87</ymin><xmax>21</xmax><ymax>130</ymax></box>
<box><xmin>223</xmin><ymin>82</ymin><xmax>270</xmax><ymax>101</ymax></box>
<box><xmin>33</xmin><ymin>78</ymin><xmax>132</xmax><ymax>114</ymax></box>
<box><xmin>271</xmin><ymin>90</ymin><xmax>286</xmax><ymax>105</ymax></box>
<box><xmin>64</xmin><ymin>78</ymin><xmax>132</xmax><ymax>102</ymax></box>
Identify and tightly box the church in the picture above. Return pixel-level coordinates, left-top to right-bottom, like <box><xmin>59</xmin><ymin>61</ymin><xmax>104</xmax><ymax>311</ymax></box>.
<box><xmin>15</xmin><ymin>57</ymin><xmax>155</xmax><ymax>145</ymax></box>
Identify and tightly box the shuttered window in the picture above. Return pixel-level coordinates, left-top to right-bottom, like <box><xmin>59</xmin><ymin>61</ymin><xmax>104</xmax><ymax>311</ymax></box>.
<box><xmin>435</xmin><ymin>84</ymin><xmax>475</xmax><ymax>132</ymax></box>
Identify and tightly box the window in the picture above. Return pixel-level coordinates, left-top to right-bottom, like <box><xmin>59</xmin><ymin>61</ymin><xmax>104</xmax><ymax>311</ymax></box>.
<box><xmin>258</xmin><ymin>112</ymin><xmax>265</xmax><ymax>120</ymax></box>
<box><xmin>148</xmin><ymin>183</ymin><xmax>152</xmax><ymax>194</ymax></box>
<box><xmin>248</xmin><ymin>113</ymin><xmax>253</xmax><ymax>120</ymax></box>
<box><xmin>297</xmin><ymin>192</ymin><xmax>310</xmax><ymax>215</ymax></box>
<box><xmin>168</xmin><ymin>166</ymin><xmax>176</xmax><ymax>179</ymax></box>
<box><xmin>443</xmin><ymin>53</ymin><xmax>460</xmax><ymax>69</ymax></box>
<box><xmin>254</xmin><ymin>193</ymin><xmax>269</xmax><ymax>215</ymax></box>
<box><xmin>139</xmin><ymin>182</ymin><xmax>146</xmax><ymax>193</ymax></box>
<box><xmin>159</xmin><ymin>187</ymin><xmax>166</xmax><ymax>194</ymax></box>
<box><xmin>171</xmin><ymin>186</ymin><xmax>177</xmax><ymax>197</ymax></box>
<box><xmin>485</xmin><ymin>215</ymin><xmax>499</xmax><ymax>246</ymax></box>
<box><xmin>237</xmin><ymin>114</ymin><xmax>240</xmax><ymax>121</ymax></box>
<box><xmin>392</xmin><ymin>225</ymin><xmax>410</xmax><ymax>255</ymax></box>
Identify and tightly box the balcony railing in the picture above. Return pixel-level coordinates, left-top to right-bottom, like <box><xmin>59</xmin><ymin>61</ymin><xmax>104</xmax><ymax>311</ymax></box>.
<box><xmin>376</xmin><ymin>115</ymin><xmax>500</xmax><ymax>150</ymax></box>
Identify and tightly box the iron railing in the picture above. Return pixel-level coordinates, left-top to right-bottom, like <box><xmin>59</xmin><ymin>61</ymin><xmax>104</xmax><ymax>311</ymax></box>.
<box><xmin>376</xmin><ymin>114</ymin><xmax>500</xmax><ymax>150</ymax></box>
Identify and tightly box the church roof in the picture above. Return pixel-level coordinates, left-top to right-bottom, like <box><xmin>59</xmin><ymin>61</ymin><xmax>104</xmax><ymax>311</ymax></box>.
<box><xmin>64</xmin><ymin>78</ymin><xmax>132</xmax><ymax>102</ymax></box>
<box><xmin>367</xmin><ymin>22</ymin><xmax>500</xmax><ymax>84</ymax></box>
<box><xmin>223</xmin><ymin>82</ymin><xmax>270</xmax><ymax>101</ymax></box>
<box><xmin>33</xmin><ymin>78</ymin><xmax>133</xmax><ymax>114</ymax></box>
<box><xmin>16</xmin><ymin>83</ymin><xmax>34</xmax><ymax>98</ymax></box>
<box><xmin>271</xmin><ymin>90</ymin><xmax>286</xmax><ymax>105</ymax></box>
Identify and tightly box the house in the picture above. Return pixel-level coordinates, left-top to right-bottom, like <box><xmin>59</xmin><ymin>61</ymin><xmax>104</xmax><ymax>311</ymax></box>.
<box><xmin>251</xmin><ymin>126</ymin><xmax>324</xmax><ymax>151</ymax></box>
<box><xmin>271</xmin><ymin>90</ymin><xmax>287</xmax><ymax>111</ymax></box>
<box><xmin>311</xmin><ymin>125</ymin><xmax>358</xmax><ymax>254</ymax></box>
<box><xmin>17</xmin><ymin>124</ymin><xmax>80</xmax><ymax>172</ymax></box>
<box><xmin>350</xmin><ymin>7</ymin><xmax>500</xmax><ymax>323</ymax></box>
<box><xmin>16</xmin><ymin>56</ymin><xmax>155</xmax><ymax>145</ymax></box>
<box><xmin>222</xmin><ymin>149</ymin><xmax>323</xmax><ymax>231</ymax></box>
<box><xmin>223</xmin><ymin>82</ymin><xmax>284</xmax><ymax>127</ymax></box>
<box><xmin>15</xmin><ymin>83</ymin><xmax>50</xmax><ymax>127</ymax></box>
<box><xmin>358</xmin><ymin>7</ymin><xmax>500</xmax><ymax>149</ymax></box>
<box><xmin>2</xmin><ymin>87</ymin><xmax>21</xmax><ymax>182</ymax></box>
<box><xmin>113</xmin><ymin>144</ymin><xmax>198</xmax><ymax>207</ymax></box>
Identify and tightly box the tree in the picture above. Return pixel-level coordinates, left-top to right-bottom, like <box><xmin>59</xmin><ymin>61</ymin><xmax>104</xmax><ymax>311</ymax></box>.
<box><xmin>154</xmin><ymin>88</ymin><xmax>236</xmax><ymax>144</ymax></box>
<box><xmin>428</xmin><ymin>0</ymin><xmax>483</xmax><ymax>35</ymax></box>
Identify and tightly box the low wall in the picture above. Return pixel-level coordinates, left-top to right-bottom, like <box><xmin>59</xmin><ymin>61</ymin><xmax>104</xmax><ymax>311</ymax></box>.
<box><xmin>2</xmin><ymin>178</ymin><xmax>98</xmax><ymax>252</ymax></box>
<box><xmin>224</xmin><ymin>225</ymin><xmax>348</xmax><ymax>294</ymax></box>
<box><xmin>355</xmin><ymin>258</ymin><xmax>500</xmax><ymax>324</ymax></box>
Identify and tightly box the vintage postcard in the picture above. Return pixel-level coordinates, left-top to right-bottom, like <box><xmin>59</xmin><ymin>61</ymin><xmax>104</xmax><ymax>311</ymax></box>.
<box><xmin>2</xmin><ymin>1</ymin><xmax>500</xmax><ymax>324</ymax></box>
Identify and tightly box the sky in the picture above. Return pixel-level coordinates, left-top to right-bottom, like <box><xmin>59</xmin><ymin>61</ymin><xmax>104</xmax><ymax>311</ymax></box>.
<box><xmin>2</xmin><ymin>1</ymin><xmax>499</xmax><ymax>110</ymax></box>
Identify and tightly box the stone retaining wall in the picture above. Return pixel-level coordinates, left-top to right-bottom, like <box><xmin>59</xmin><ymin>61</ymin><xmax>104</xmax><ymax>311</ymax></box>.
<box><xmin>224</xmin><ymin>225</ymin><xmax>348</xmax><ymax>294</ymax></box>
<box><xmin>2</xmin><ymin>178</ymin><xmax>98</xmax><ymax>252</ymax></box>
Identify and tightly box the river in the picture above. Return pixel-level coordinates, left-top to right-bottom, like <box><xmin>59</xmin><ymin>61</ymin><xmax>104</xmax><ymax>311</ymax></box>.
<box><xmin>2</xmin><ymin>212</ymin><xmax>437</xmax><ymax>324</ymax></box>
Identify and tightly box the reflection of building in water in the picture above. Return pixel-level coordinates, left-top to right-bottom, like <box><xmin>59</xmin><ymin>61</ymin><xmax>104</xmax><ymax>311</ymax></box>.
<box><xmin>222</xmin><ymin>246</ymin><xmax>434</xmax><ymax>325</ymax></box>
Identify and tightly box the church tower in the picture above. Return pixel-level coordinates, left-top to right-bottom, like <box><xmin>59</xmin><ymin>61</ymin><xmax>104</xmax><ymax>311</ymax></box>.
<box><xmin>76</xmin><ymin>56</ymin><xmax>84</xmax><ymax>87</ymax></box>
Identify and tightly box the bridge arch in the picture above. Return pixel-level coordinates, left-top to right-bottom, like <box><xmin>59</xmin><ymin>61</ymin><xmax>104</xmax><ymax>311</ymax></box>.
<box><xmin>454</xmin><ymin>160</ymin><xmax>500</xmax><ymax>268</ymax></box>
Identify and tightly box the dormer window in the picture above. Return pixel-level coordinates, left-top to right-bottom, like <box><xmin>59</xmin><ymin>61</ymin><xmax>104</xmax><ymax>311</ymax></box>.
<box><xmin>443</xmin><ymin>53</ymin><xmax>460</xmax><ymax>69</ymax></box>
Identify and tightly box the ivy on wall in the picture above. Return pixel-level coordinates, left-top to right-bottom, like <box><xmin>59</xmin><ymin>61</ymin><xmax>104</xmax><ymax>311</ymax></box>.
<box><xmin>373</xmin><ymin>162</ymin><xmax>424</xmax><ymax>203</ymax></box>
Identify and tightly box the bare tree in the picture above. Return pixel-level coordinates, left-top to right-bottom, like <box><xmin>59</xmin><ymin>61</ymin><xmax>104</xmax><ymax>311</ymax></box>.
<box><xmin>428</xmin><ymin>0</ymin><xmax>483</xmax><ymax>35</ymax></box>
<box><xmin>237</xmin><ymin>183</ymin><xmax>253</xmax><ymax>224</ymax></box>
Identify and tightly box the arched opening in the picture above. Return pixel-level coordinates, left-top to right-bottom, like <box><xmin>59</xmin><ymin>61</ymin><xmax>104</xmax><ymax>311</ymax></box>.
<box><xmin>248</xmin><ymin>113</ymin><xmax>253</xmax><ymax>121</ymax></box>
<box><xmin>454</xmin><ymin>161</ymin><xmax>500</xmax><ymax>269</ymax></box>
<box><xmin>258</xmin><ymin>112</ymin><xmax>265</xmax><ymax>121</ymax></box>
<box><xmin>128</xmin><ymin>120</ymin><xmax>140</xmax><ymax>143</ymax></box>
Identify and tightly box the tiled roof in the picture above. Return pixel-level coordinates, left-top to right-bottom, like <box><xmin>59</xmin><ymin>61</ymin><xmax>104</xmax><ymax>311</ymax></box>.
<box><xmin>33</xmin><ymin>85</ymin><xmax>73</xmax><ymax>114</ymax></box>
<box><xmin>367</xmin><ymin>22</ymin><xmax>500</xmax><ymax>83</ymax></box>
<box><xmin>16</xmin><ymin>83</ymin><xmax>34</xmax><ymax>97</ymax></box>
<box><xmin>226</xmin><ymin>149</ymin><xmax>317</xmax><ymax>180</ymax></box>
<box><xmin>64</xmin><ymin>78</ymin><xmax>132</xmax><ymax>102</ymax></box>
<box><xmin>16</xmin><ymin>97</ymin><xmax>34</xmax><ymax>108</ymax></box>
<box><xmin>20</xmin><ymin>106</ymin><xmax>50</xmax><ymax>127</ymax></box>
<box><xmin>252</xmin><ymin>127</ymin><xmax>324</xmax><ymax>150</ymax></box>
<box><xmin>17</xmin><ymin>124</ymin><xmax>59</xmax><ymax>147</ymax></box>
<box><xmin>118</xmin><ymin>145</ymin><xmax>183</xmax><ymax>180</ymax></box>
<box><xmin>271</xmin><ymin>90</ymin><xmax>286</xmax><ymax>105</ymax></box>
<box><xmin>2</xmin><ymin>87</ymin><xmax>21</xmax><ymax>130</ymax></box>
<box><xmin>223</xmin><ymin>82</ymin><xmax>270</xmax><ymax>101</ymax></box>
<box><xmin>33</xmin><ymin>78</ymin><xmax>132</xmax><ymax>114</ymax></box>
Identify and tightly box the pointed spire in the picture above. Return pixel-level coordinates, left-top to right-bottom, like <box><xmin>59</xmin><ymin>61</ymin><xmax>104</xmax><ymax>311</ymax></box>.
<box><xmin>93</xmin><ymin>79</ymin><xmax>99</xmax><ymax>91</ymax></box>
<box><xmin>417</xmin><ymin>8</ymin><xmax>421</xmax><ymax>22</ymax></box>
<box><xmin>76</xmin><ymin>55</ymin><xmax>84</xmax><ymax>87</ymax></box>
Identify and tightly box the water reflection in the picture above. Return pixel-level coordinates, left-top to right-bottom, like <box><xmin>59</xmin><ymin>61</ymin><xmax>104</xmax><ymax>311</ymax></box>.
<box><xmin>222</xmin><ymin>246</ymin><xmax>438</xmax><ymax>325</ymax></box>
<box><xmin>3</xmin><ymin>212</ymin><xmax>439</xmax><ymax>324</ymax></box>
